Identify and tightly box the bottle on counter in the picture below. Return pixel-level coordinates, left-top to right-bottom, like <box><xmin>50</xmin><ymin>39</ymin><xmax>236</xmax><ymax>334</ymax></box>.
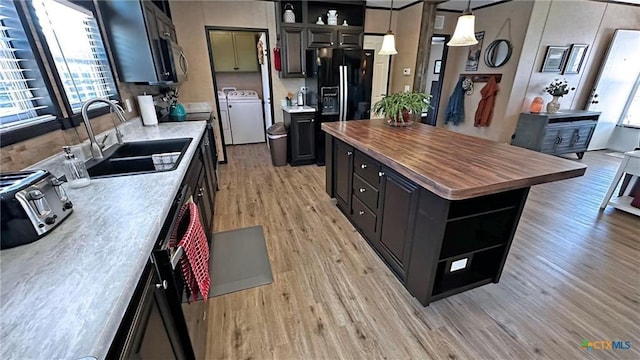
<box><xmin>63</xmin><ymin>146</ymin><xmax>91</xmax><ymax>188</ymax></box>
<box><xmin>297</xmin><ymin>90</ymin><xmax>304</xmax><ymax>106</ymax></box>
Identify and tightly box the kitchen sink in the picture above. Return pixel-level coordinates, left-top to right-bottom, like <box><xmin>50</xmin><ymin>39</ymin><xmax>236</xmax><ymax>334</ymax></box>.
<box><xmin>107</xmin><ymin>138</ymin><xmax>192</xmax><ymax>159</ymax></box>
<box><xmin>83</xmin><ymin>138</ymin><xmax>192</xmax><ymax>178</ymax></box>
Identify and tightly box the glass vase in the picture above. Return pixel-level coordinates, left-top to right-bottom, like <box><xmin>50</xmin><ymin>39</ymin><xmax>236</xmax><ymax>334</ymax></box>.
<box><xmin>546</xmin><ymin>96</ymin><xmax>561</xmax><ymax>114</ymax></box>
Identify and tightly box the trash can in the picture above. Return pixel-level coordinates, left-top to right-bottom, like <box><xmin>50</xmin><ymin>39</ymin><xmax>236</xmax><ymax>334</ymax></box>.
<box><xmin>267</xmin><ymin>122</ymin><xmax>288</xmax><ymax>166</ymax></box>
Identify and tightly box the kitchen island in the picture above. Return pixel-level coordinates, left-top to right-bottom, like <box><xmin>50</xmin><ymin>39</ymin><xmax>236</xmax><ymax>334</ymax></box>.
<box><xmin>322</xmin><ymin>120</ymin><xmax>586</xmax><ymax>306</ymax></box>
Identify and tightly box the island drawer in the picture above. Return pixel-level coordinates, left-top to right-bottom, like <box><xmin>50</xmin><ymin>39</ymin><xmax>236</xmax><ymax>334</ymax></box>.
<box><xmin>353</xmin><ymin>173</ymin><xmax>379</xmax><ymax>212</ymax></box>
<box><xmin>354</xmin><ymin>151</ymin><xmax>381</xmax><ymax>188</ymax></box>
<box><xmin>351</xmin><ymin>195</ymin><xmax>377</xmax><ymax>241</ymax></box>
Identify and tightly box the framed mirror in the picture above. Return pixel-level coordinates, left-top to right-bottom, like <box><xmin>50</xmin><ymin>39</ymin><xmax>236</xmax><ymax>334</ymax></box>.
<box><xmin>484</xmin><ymin>39</ymin><xmax>513</xmax><ymax>68</ymax></box>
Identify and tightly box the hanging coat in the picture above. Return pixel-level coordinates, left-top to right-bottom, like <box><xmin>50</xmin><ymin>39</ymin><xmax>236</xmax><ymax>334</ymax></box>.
<box><xmin>474</xmin><ymin>77</ymin><xmax>499</xmax><ymax>127</ymax></box>
<box><xmin>444</xmin><ymin>78</ymin><xmax>465</xmax><ymax>125</ymax></box>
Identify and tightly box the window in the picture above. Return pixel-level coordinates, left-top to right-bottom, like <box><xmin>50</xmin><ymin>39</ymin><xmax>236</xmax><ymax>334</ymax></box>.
<box><xmin>31</xmin><ymin>0</ymin><xmax>118</xmax><ymax>114</ymax></box>
<box><xmin>0</xmin><ymin>0</ymin><xmax>59</xmax><ymax>133</ymax></box>
<box><xmin>0</xmin><ymin>0</ymin><xmax>119</xmax><ymax>146</ymax></box>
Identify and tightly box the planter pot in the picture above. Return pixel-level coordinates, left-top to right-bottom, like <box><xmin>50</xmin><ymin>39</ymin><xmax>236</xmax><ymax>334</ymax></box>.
<box><xmin>387</xmin><ymin>110</ymin><xmax>415</xmax><ymax>127</ymax></box>
<box><xmin>546</xmin><ymin>96</ymin><xmax>561</xmax><ymax>113</ymax></box>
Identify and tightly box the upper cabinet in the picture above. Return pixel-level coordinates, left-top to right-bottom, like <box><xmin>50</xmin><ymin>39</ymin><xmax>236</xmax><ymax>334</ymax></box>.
<box><xmin>275</xmin><ymin>0</ymin><xmax>365</xmax><ymax>78</ymax></box>
<box><xmin>209</xmin><ymin>32</ymin><xmax>259</xmax><ymax>72</ymax></box>
<box><xmin>99</xmin><ymin>0</ymin><xmax>186</xmax><ymax>84</ymax></box>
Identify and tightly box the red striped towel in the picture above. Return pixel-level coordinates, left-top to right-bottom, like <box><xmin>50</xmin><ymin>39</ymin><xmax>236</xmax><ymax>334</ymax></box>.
<box><xmin>169</xmin><ymin>201</ymin><xmax>210</xmax><ymax>302</ymax></box>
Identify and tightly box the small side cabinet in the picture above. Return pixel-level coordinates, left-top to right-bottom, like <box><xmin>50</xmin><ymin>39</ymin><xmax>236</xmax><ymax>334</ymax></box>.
<box><xmin>511</xmin><ymin>110</ymin><xmax>600</xmax><ymax>159</ymax></box>
<box><xmin>283</xmin><ymin>110</ymin><xmax>316</xmax><ymax>166</ymax></box>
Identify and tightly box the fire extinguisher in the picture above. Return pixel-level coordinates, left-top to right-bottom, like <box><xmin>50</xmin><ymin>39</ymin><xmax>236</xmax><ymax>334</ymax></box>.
<box><xmin>273</xmin><ymin>45</ymin><xmax>281</xmax><ymax>72</ymax></box>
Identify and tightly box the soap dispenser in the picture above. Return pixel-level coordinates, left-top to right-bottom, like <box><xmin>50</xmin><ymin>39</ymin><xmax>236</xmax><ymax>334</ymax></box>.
<box><xmin>63</xmin><ymin>146</ymin><xmax>91</xmax><ymax>188</ymax></box>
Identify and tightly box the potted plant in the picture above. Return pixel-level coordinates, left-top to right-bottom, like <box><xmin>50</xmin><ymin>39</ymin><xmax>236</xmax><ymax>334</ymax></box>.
<box><xmin>372</xmin><ymin>92</ymin><xmax>432</xmax><ymax>127</ymax></box>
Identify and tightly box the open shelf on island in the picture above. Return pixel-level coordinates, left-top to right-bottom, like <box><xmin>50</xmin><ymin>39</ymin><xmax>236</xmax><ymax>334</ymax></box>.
<box><xmin>448</xmin><ymin>188</ymin><xmax>523</xmax><ymax>220</ymax></box>
<box><xmin>431</xmin><ymin>246</ymin><xmax>505</xmax><ymax>299</ymax></box>
<box><xmin>440</xmin><ymin>208</ymin><xmax>516</xmax><ymax>260</ymax></box>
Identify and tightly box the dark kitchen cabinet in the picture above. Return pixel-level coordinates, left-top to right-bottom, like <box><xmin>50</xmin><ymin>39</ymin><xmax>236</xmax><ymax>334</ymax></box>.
<box><xmin>307</xmin><ymin>27</ymin><xmax>336</xmax><ymax>48</ymax></box>
<box><xmin>99</xmin><ymin>0</ymin><xmax>183</xmax><ymax>84</ymax></box>
<box><xmin>377</xmin><ymin>168</ymin><xmax>419</xmax><ymax>277</ymax></box>
<box><xmin>337</xmin><ymin>29</ymin><xmax>363</xmax><ymax>48</ymax></box>
<box><xmin>183</xmin><ymin>132</ymin><xmax>216</xmax><ymax>237</ymax></box>
<box><xmin>281</xmin><ymin>26</ymin><xmax>306</xmax><ymax>78</ymax></box>
<box><xmin>511</xmin><ymin>110</ymin><xmax>599</xmax><ymax>159</ymax></box>
<box><xmin>334</xmin><ymin>140</ymin><xmax>354</xmax><ymax>213</ymax></box>
<box><xmin>284</xmin><ymin>110</ymin><xmax>316</xmax><ymax>166</ymax></box>
<box><xmin>275</xmin><ymin>1</ymin><xmax>365</xmax><ymax>77</ymax></box>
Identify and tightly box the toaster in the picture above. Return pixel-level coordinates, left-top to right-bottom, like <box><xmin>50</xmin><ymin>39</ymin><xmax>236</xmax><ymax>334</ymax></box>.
<box><xmin>0</xmin><ymin>170</ymin><xmax>73</xmax><ymax>249</ymax></box>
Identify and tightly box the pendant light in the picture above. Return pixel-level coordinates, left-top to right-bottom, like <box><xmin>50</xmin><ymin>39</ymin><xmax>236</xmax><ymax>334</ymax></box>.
<box><xmin>379</xmin><ymin>0</ymin><xmax>398</xmax><ymax>55</ymax></box>
<box><xmin>447</xmin><ymin>0</ymin><xmax>478</xmax><ymax>47</ymax></box>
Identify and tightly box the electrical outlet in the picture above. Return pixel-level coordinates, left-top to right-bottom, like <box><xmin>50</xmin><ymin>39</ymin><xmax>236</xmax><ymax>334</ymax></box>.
<box><xmin>403</xmin><ymin>68</ymin><xmax>411</xmax><ymax>76</ymax></box>
<box><xmin>404</xmin><ymin>85</ymin><xmax>411</xmax><ymax>93</ymax></box>
<box><xmin>124</xmin><ymin>98</ymin><xmax>133</xmax><ymax>113</ymax></box>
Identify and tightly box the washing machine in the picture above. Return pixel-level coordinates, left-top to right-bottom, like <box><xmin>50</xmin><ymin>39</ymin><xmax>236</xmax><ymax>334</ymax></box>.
<box><xmin>217</xmin><ymin>90</ymin><xmax>234</xmax><ymax>145</ymax></box>
<box><xmin>226</xmin><ymin>90</ymin><xmax>265</xmax><ymax>144</ymax></box>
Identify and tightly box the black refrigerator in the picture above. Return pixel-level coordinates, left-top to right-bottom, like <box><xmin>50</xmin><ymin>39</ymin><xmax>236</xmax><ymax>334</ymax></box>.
<box><xmin>306</xmin><ymin>48</ymin><xmax>374</xmax><ymax>165</ymax></box>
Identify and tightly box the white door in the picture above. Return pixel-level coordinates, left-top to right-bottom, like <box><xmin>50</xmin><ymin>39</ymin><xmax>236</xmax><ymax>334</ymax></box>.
<box><xmin>364</xmin><ymin>35</ymin><xmax>390</xmax><ymax>119</ymax></box>
<box><xmin>259</xmin><ymin>33</ymin><xmax>273</xmax><ymax>135</ymax></box>
<box><xmin>587</xmin><ymin>30</ymin><xmax>640</xmax><ymax>150</ymax></box>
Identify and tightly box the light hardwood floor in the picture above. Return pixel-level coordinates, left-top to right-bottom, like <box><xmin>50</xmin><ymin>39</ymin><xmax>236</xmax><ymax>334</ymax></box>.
<box><xmin>207</xmin><ymin>145</ymin><xmax>639</xmax><ymax>360</ymax></box>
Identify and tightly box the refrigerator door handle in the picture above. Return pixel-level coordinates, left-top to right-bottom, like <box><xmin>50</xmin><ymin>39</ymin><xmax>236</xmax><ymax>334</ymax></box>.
<box><xmin>338</xmin><ymin>65</ymin><xmax>344</xmax><ymax>121</ymax></box>
<box><xmin>343</xmin><ymin>65</ymin><xmax>348</xmax><ymax>121</ymax></box>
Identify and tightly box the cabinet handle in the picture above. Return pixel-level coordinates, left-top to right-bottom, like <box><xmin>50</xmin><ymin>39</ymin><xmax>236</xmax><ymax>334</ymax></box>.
<box><xmin>198</xmin><ymin>187</ymin><xmax>204</xmax><ymax>197</ymax></box>
<box><xmin>358</xmin><ymin>210</ymin><xmax>365</xmax><ymax>215</ymax></box>
<box><xmin>340</xmin><ymin>42</ymin><xmax>343</xmax><ymax>45</ymax></box>
<box><xmin>555</xmin><ymin>136</ymin><xmax>561</xmax><ymax>144</ymax></box>
<box><xmin>311</xmin><ymin>119</ymin><xmax>315</xmax><ymax>122</ymax></box>
<box><xmin>378</xmin><ymin>171</ymin><xmax>385</xmax><ymax>177</ymax></box>
<box><xmin>234</xmin><ymin>67</ymin><xmax>239</xmax><ymax>70</ymax></box>
<box><xmin>347</xmin><ymin>151</ymin><xmax>353</xmax><ymax>156</ymax></box>
<box><xmin>163</xmin><ymin>32</ymin><xmax>170</xmax><ymax>37</ymax></box>
<box><xmin>361</xmin><ymin>164</ymin><xmax>368</xmax><ymax>169</ymax></box>
<box><xmin>302</xmin><ymin>71</ymin><xmax>306</xmax><ymax>75</ymax></box>
<box><xmin>359</xmin><ymin>188</ymin><xmax>366</xmax><ymax>193</ymax></box>
<box><xmin>156</xmin><ymin>280</ymin><xmax>168</xmax><ymax>289</ymax></box>
<box><xmin>331</xmin><ymin>42</ymin><xmax>334</xmax><ymax>45</ymax></box>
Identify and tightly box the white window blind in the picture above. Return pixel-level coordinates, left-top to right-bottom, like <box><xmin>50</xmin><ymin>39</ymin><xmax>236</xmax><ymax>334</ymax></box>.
<box><xmin>32</xmin><ymin>0</ymin><xmax>117</xmax><ymax>114</ymax></box>
<box><xmin>0</xmin><ymin>0</ymin><xmax>56</xmax><ymax>131</ymax></box>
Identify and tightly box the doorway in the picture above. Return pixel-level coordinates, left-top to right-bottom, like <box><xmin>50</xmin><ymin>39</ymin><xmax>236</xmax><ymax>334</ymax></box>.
<box><xmin>206</xmin><ymin>27</ymin><xmax>275</xmax><ymax>163</ymax></box>
<box><xmin>587</xmin><ymin>29</ymin><xmax>640</xmax><ymax>150</ymax></box>
<box><xmin>364</xmin><ymin>34</ymin><xmax>391</xmax><ymax>118</ymax></box>
<box><xmin>424</xmin><ymin>34</ymin><xmax>449</xmax><ymax>126</ymax></box>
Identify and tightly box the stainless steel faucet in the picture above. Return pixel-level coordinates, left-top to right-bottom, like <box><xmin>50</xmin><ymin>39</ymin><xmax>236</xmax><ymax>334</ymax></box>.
<box><xmin>80</xmin><ymin>98</ymin><xmax>127</xmax><ymax>159</ymax></box>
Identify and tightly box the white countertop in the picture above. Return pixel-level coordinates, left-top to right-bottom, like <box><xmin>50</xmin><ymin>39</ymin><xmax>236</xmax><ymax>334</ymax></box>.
<box><xmin>0</xmin><ymin>118</ymin><xmax>207</xmax><ymax>360</ymax></box>
<box><xmin>281</xmin><ymin>105</ymin><xmax>316</xmax><ymax>113</ymax></box>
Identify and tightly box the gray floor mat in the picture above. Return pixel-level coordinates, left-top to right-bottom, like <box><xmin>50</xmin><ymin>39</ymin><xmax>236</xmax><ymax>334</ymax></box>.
<box><xmin>208</xmin><ymin>225</ymin><xmax>273</xmax><ymax>297</ymax></box>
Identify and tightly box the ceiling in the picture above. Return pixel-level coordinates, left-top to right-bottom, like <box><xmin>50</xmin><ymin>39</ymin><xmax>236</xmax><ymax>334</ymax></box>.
<box><xmin>367</xmin><ymin>0</ymin><xmax>640</xmax><ymax>11</ymax></box>
<box><xmin>365</xmin><ymin>0</ymin><xmax>501</xmax><ymax>10</ymax></box>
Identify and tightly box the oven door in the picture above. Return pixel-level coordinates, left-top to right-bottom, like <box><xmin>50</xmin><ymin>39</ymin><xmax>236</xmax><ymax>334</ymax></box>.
<box><xmin>153</xmin><ymin>180</ymin><xmax>208</xmax><ymax>360</ymax></box>
<box><xmin>107</xmin><ymin>264</ymin><xmax>189</xmax><ymax>360</ymax></box>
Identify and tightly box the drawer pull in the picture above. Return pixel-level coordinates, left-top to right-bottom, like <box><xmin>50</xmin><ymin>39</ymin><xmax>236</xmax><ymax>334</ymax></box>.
<box><xmin>359</xmin><ymin>188</ymin><xmax>366</xmax><ymax>193</ymax></box>
<box><xmin>378</xmin><ymin>171</ymin><xmax>385</xmax><ymax>177</ymax></box>
<box><xmin>361</xmin><ymin>164</ymin><xmax>368</xmax><ymax>169</ymax></box>
<box><xmin>347</xmin><ymin>151</ymin><xmax>353</xmax><ymax>156</ymax></box>
<box><xmin>358</xmin><ymin>210</ymin><xmax>365</xmax><ymax>215</ymax></box>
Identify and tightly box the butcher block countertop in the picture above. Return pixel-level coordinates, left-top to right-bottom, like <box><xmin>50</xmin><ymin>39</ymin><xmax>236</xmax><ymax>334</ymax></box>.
<box><xmin>321</xmin><ymin>120</ymin><xmax>587</xmax><ymax>200</ymax></box>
